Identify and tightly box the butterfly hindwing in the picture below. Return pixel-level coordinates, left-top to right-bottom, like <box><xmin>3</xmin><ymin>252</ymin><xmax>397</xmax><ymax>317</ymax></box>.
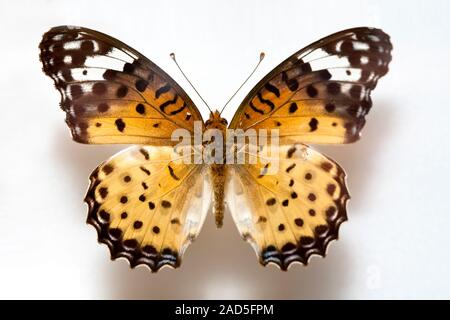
<box><xmin>227</xmin><ymin>144</ymin><xmax>349</xmax><ymax>270</ymax></box>
<box><xmin>229</xmin><ymin>27</ymin><xmax>392</xmax><ymax>144</ymax></box>
<box><xmin>85</xmin><ymin>146</ymin><xmax>210</xmax><ymax>271</ymax></box>
<box><xmin>40</xmin><ymin>26</ymin><xmax>203</xmax><ymax>145</ymax></box>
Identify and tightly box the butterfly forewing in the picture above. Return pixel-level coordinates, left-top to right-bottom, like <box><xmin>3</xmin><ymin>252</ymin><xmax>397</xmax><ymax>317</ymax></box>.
<box><xmin>229</xmin><ymin>27</ymin><xmax>392</xmax><ymax>144</ymax></box>
<box><xmin>40</xmin><ymin>26</ymin><xmax>203</xmax><ymax>145</ymax></box>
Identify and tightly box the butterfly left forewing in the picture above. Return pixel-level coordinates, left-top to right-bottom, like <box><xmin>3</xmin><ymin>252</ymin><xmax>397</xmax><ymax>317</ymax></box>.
<box><xmin>40</xmin><ymin>26</ymin><xmax>203</xmax><ymax>145</ymax></box>
<box><xmin>227</xmin><ymin>144</ymin><xmax>348</xmax><ymax>270</ymax></box>
<box><xmin>229</xmin><ymin>27</ymin><xmax>392</xmax><ymax>144</ymax></box>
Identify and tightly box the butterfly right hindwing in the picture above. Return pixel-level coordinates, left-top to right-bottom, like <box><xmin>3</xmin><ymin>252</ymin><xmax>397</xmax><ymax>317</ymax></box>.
<box><xmin>227</xmin><ymin>144</ymin><xmax>349</xmax><ymax>269</ymax></box>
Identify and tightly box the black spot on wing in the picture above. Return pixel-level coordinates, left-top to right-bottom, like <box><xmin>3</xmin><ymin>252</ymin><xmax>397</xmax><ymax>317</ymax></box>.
<box><xmin>135</xmin><ymin>79</ymin><xmax>148</xmax><ymax>92</ymax></box>
<box><xmin>135</xmin><ymin>103</ymin><xmax>145</xmax><ymax>114</ymax></box>
<box><xmin>309</xmin><ymin>118</ymin><xmax>318</xmax><ymax>131</ymax></box>
<box><xmin>264</xmin><ymin>83</ymin><xmax>280</xmax><ymax>98</ymax></box>
<box><xmin>116</xmin><ymin>85</ymin><xmax>128</xmax><ymax>98</ymax></box>
<box><xmin>281</xmin><ymin>71</ymin><xmax>299</xmax><ymax>91</ymax></box>
<box><xmin>139</xmin><ymin>148</ymin><xmax>149</xmax><ymax>160</ymax></box>
<box><xmin>249</xmin><ymin>101</ymin><xmax>264</xmax><ymax>115</ymax></box>
<box><xmin>170</xmin><ymin>102</ymin><xmax>186</xmax><ymax>116</ymax></box>
<box><xmin>115</xmin><ymin>119</ymin><xmax>125</xmax><ymax>132</ymax></box>
<box><xmin>159</xmin><ymin>95</ymin><xmax>179</xmax><ymax>113</ymax></box>
<box><xmin>168</xmin><ymin>165</ymin><xmax>180</xmax><ymax>181</ymax></box>
<box><xmin>287</xmin><ymin>146</ymin><xmax>296</xmax><ymax>158</ymax></box>
<box><xmin>289</xmin><ymin>102</ymin><xmax>298</xmax><ymax>114</ymax></box>
<box><xmin>140</xmin><ymin>166</ymin><xmax>151</xmax><ymax>175</ymax></box>
<box><xmin>256</xmin><ymin>92</ymin><xmax>275</xmax><ymax>111</ymax></box>
<box><xmin>155</xmin><ymin>84</ymin><xmax>171</xmax><ymax>99</ymax></box>
<box><xmin>286</xmin><ymin>163</ymin><xmax>296</xmax><ymax>173</ymax></box>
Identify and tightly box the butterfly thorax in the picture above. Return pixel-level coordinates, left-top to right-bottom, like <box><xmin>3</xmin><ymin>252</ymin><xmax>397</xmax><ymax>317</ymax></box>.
<box><xmin>204</xmin><ymin>110</ymin><xmax>229</xmax><ymax>162</ymax></box>
<box><xmin>204</xmin><ymin>110</ymin><xmax>228</xmax><ymax>131</ymax></box>
<box><xmin>205</xmin><ymin>111</ymin><xmax>228</xmax><ymax>228</ymax></box>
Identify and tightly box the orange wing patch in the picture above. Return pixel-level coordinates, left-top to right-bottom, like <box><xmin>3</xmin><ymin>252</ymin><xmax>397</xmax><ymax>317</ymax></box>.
<box><xmin>230</xmin><ymin>27</ymin><xmax>392</xmax><ymax>144</ymax></box>
<box><xmin>40</xmin><ymin>26</ymin><xmax>203</xmax><ymax>145</ymax></box>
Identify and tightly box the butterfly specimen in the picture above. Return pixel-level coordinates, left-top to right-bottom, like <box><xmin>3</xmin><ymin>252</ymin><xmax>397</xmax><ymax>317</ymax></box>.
<box><xmin>39</xmin><ymin>26</ymin><xmax>392</xmax><ymax>271</ymax></box>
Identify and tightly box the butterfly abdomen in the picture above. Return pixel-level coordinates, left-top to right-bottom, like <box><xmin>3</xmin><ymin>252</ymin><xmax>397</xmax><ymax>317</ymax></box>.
<box><xmin>205</xmin><ymin>110</ymin><xmax>229</xmax><ymax>228</ymax></box>
<box><xmin>210</xmin><ymin>164</ymin><xmax>227</xmax><ymax>228</ymax></box>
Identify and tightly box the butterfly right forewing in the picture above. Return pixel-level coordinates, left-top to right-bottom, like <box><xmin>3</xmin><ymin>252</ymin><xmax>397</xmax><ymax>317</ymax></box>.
<box><xmin>229</xmin><ymin>27</ymin><xmax>392</xmax><ymax>144</ymax></box>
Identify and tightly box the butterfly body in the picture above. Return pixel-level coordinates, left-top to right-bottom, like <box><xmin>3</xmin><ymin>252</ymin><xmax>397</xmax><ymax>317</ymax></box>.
<box><xmin>205</xmin><ymin>110</ymin><xmax>229</xmax><ymax>228</ymax></box>
<box><xmin>40</xmin><ymin>26</ymin><xmax>391</xmax><ymax>271</ymax></box>
<box><xmin>210</xmin><ymin>163</ymin><xmax>227</xmax><ymax>228</ymax></box>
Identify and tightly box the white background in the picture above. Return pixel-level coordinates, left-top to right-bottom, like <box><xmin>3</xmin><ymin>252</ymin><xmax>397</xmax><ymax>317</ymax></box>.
<box><xmin>0</xmin><ymin>0</ymin><xmax>449</xmax><ymax>299</ymax></box>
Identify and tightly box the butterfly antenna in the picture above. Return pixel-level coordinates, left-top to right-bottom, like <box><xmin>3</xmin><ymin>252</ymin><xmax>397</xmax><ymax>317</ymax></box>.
<box><xmin>170</xmin><ymin>53</ymin><xmax>212</xmax><ymax>113</ymax></box>
<box><xmin>219</xmin><ymin>52</ymin><xmax>265</xmax><ymax>115</ymax></box>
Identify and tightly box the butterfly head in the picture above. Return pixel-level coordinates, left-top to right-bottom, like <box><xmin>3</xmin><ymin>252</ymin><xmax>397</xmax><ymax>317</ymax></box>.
<box><xmin>205</xmin><ymin>110</ymin><xmax>228</xmax><ymax>130</ymax></box>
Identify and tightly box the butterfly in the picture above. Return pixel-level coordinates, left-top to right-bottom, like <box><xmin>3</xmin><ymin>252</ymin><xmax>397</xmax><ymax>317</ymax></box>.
<box><xmin>39</xmin><ymin>26</ymin><xmax>392</xmax><ymax>271</ymax></box>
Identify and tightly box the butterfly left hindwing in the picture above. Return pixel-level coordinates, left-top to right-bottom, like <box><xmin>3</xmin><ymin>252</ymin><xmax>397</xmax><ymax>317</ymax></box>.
<box><xmin>85</xmin><ymin>146</ymin><xmax>210</xmax><ymax>271</ymax></box>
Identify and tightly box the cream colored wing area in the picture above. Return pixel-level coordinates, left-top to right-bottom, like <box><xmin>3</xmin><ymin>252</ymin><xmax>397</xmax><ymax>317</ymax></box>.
<box><xmin>226</xmin><ymin>144</ymin><xmax>349</xmax><ymax>270</ymax></box>
<box><xmin>85</xmin><ymin>145</ymin><xmax>210</xmax><ymax>272</ymax></box>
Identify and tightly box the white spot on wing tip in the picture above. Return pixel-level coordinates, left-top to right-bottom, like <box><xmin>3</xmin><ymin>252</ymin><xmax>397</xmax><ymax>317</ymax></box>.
<box><xmin>353</xmin><ymin>41</ymin><xmax>370</xmax><ymax>51</ymax></box>
<box><xmin>64</xmin><ymin>55</ymin><xmax>72</xmax><ymax>64</ymax></box>
<box><xmin>63</xmin><ymin>40</ymin><xmax>81</xmax><ymax>50</ymax></box>
<box><xmin>368</xmin><ymin>35</ymin><xmax>380</xmax><ymax>42</ymax></box>
<box><xmin>52</xmin><ymin>34</ymin><xmax>64</xmax><ymax>41</ymax></box>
